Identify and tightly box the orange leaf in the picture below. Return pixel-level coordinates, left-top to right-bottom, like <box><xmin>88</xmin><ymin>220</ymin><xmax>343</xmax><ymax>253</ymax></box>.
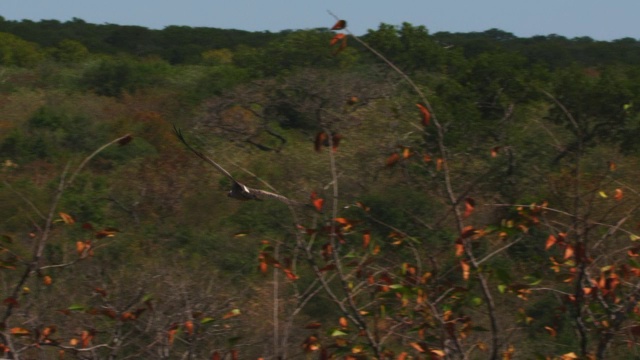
<box><xmin>330</xmin><ymin>33</ymin><xmax>345</xmax><ymax>46</ymax></box>
<box><xmin>409</xmin><ymin>342</ymin><xmax>426</xmax><ymax>353</ymax></box>
<box><xmin>490</xmin><ymin>146</ymin><xmax>501</xmax><ymax>158</ymax></box>
<box><xmin>416</xmin><ymin>103</ymin><xmax>431</xmax><ymax>126</ymax></box>
<box><xmin>397</xmin><ymin>352</ymin><xmax>409</xmax><ymax>360</ymax></box>
<box><xmin>564</xmin><ymin>244</ymin><xmax>574</xmax><ymax>259</ymax></box>
<box><xmin>10</xmin><ymin>327</ymin><xmax>30</xmax><ymax>336</ymax></box>
<box><xmin>259</xmin><ymin>260</ymin><xmax>268</xmax><ymax>274</ymax></box>
<box><xmin>455</xmin><ymin>241</ymin><xmax>464</xmax><ymax>257</ymax></box>
<box><xmin>460</xmin><ymin>260</ymin><xmax>470</xmax><ymax>280</ymax></box>
<box><xmin>59</xmin><ymin>212</ymin><xmax>75</xmax><ymax>225</ymax></box>
<box><xmin>283</xmin><ymin>268</ymin><xmax>299</xmax><ymax>281</ymax></box>
<box><xmin>76</xmin><ymin>241</ymin><xmax>86</xmax><ymax>255</ymax></box>
<box><xmin>333</xmin><ymin>37</ymin><xmax>348</xmax><ymax>55</ymax></box>
<box><xmin>43</xmin><ymin>275</ymin><xmax>52</xmax><ymax>286</ymax></box>
<box><xmin>313</xmin><ymin>198</ymin><xmax>324</xmax><ymax>212</ymax></box>
<box><xmin>402</xmin><ymin>147</ymin><xmax>413</xmax><ymax>159</ymax></box>
<box><xmin>430</xmin><ymin>349</ymin><xmax>446</xmax><ymax>356</ymax></box>
<box><xmin>81</xmin><ymin>330</ymin><xmax>93</xmax><ymax>348</ymax></box>
<box><xmin>310</xmin><ymin>191</ymin><xmax>324</xmax><ymax>212</ymax></box>
<box><xmin>222</xmin><ymin>309</ymin><xmax>241</xmax><ymax>319</ymax></box>
<box><xmin>614</xmin><ymin>188</ymin><xmax>623</xmax><ymax>201</ymax></box>
<box><xmin>331</xmin><ymin>19</ymin><xmax>347</xmax><ymax>30</ymax></box>
<box><xmin>545</xmin><ymin>235</ymin><xmax>557</xmax><ymax>250</ymax></box>
<box><xmin>362</xmin><ymin>230</ymin><xmax>371</xmax><ymax>249</ymax></box>
<box><xmin>184</xmin><ymin>321</ymin><xmax>194</xmax><ymax>335</ymax></box>
<box><xmin>460</xmin><ymin>226</ymin><xmax>475</xmax><ymax>239</ymax></box>
<box><xmin>339</xmin><ymin>317</ymin><xmax>348</xmax><ymax>328</ymax></box>
<box><xmin>386</xmin><ymin>153</ymin><xmax>400</xmax><ymax>167</ymax></box>
<box><xmin>544</xmin><ymin>326</ymin><xmax>557</xmax><ymax>337</ymax></box>
<box><xmin>607</xmin><ymin>160</ymin><xmax>616</xmax><ymax>171</ymax></box>
<box><xmin>436</xmin><ymin>158</ymin><xmax>443</xmax><ymax>171</ymax></box>
<box><xmin>463</xmin><ymin>198</ymin><xmax>475</xmax><ymax>218</ymax></box>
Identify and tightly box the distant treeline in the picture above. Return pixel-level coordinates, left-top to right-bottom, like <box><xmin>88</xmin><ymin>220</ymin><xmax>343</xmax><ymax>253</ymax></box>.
<box><xmin>0</xmin><ymin>16</ymin><xmax>638</xmax><ymax>67</ymax></box>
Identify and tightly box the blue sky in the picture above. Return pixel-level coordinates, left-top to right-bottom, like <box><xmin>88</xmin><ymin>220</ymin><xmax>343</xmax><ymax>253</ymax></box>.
<box><xmin>1</xmin><ymin>0</ymin><xmax>638</xmax><ymax>40</ymax></box>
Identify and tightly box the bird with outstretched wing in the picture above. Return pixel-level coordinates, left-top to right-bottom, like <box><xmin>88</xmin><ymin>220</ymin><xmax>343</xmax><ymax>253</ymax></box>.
<box><xmin>174</xmin><ymin>126</ymin><xmax>303</xmax><ymax>206</ymax></box>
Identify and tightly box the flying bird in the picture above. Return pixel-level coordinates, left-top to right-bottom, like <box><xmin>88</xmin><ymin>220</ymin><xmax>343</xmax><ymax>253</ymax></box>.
<box><xmin>174</xmin><ymin>126</ymin><xmax>304</xmax><ymax>206</ymax></box>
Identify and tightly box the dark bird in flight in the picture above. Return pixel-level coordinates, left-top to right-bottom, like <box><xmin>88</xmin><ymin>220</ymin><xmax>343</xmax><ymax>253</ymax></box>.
<box><xmin>174</xmin><ymin>126</ymin><xmax>303</xmax><ymax>206</ymax></box>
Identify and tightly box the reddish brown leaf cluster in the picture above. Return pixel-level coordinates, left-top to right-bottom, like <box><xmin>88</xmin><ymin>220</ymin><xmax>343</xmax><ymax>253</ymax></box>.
<box><xmin>257</xmin><ymin>251</ymin><xmax>298</xmax><ymax>280</ymax></box>
<box><xmin>314</xmin><ymin>132</ymin><xmax>343</xmax><ymax>152</ymax></box>
<box><xmin>416</xmin><ymin>103</ymin><xmax>431</xmax><ymax>126</ymax></box>
<box><xmin>329</xmin><ymin>20</ymin><xmax>348</xmax><ymax>55</ymax></box>
<box><xmin>310</xmin><ymin>191</ymin><xmax>324</xmax><ymax>212</ymax></box>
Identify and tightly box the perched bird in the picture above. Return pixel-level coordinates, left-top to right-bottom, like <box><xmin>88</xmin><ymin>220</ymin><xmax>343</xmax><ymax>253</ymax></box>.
<box><xmin>173</xmin><ymin>126</ymin><xmax>303</xmax><ymax>206</ymax></box>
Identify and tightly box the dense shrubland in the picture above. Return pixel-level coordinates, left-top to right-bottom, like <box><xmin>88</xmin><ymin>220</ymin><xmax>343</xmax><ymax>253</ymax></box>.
<box><xmin>1</xmin><ymin>16</ymin><xmax>640</xmax><ymax>359</ymax></box>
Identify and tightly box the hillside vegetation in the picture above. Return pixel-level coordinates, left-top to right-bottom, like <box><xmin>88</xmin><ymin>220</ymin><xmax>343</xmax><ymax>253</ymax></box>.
<box><xmin>1</xmin><ymin>17</ymin><xmax>640</xmax><ymax>359</ymax></box>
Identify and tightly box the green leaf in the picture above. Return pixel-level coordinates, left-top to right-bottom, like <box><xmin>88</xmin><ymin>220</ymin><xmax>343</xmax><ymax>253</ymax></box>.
<box><xmin>67</xmin><ymin>304</ymin><xmax>85</xmax><ymax>311</ymax></box>
<box><xmin>471</xmin><ymin>297</ymin><xmax>483</xmax><ymax>306</ymax></box>
<box><xmin>331</xmin><ymin>329</ymin><xmax>348</xmax><ymax>337</ymax></box>
<box><xmin>200</xmin><ymin>317</ymin><xmax>215</xmax><ymax>325</ymax></box>
<box><xmin>630</xmin><ymin>234</ymin><xmax>640</xmax><ymax>241</ymax></box>
<box><xmin>523</xmin><ymin>275</ymin><xmax>542</xmax><ymax>285</ymax></box>
<box><xmin>497</xmin><ymin>284</ymin><xmax>507</xmax><ymax>294</ymax></box>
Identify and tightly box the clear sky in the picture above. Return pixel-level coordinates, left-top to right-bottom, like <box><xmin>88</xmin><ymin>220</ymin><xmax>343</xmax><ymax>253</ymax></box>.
<box><xmin>0</xmin><ymin>0</ymin><xmax>638</xmax><ymax>40</ymax></box>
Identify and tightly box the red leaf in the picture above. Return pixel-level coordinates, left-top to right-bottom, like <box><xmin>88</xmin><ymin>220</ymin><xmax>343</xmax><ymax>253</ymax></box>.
<box><xmin>330</xmin><ymin>33</ymin><xmax>345</xmax><ymax>46</ymax></box>
<box><xmin>314</xmin><ymin>132</ymin><xmax>327</xmax><ymax>152</ymax></box>
<box><xmin>313</xmin><ymin>198</ymin><xmax>324</xmax><ymax>212</ymax></box>
<box><xmin>283</xmin><ymin>268</ymin><xmax>299</xmax><ymax>281</ymax></box>
<box><xmin>304</xmin><ymin>322</ymin><xmax>322</xmax><ymax>329</ymax></box>
<box><xmin>331</xmin><ymin>134</ymin><xmax>343</xmax><ymax>152</ymax></box>
<box><xmin>614</xmin><ymin>188</ymin><xmax>623</xmax><ymax>201</ymax></box>
<box><xmin>416</xmin><ymin>103</ymin><xmax>431</xmax><ymax>126</ymax></box>
<box><xmin>386</xmin><ymin>153</ymin><xmax>400</xmax><ymax>167</ymax></box>
<box><xmin>211</xmin><ymin>352</ymin><xmax>221</xmax><ymax>360</ymax></box>
<box><xmin>319</xmin><ymin>264</ymin><xmax>336</xmax><ymax>272</ymax></box>
<box><xmin>331</xmin><ymin>19</ymin><xmax>347</xmax><ymax>30</ymax></box>
<box><xmin>310</xmin><ymin>192</ymin><xmax>324</xmax><ymax>212</ymax></box>
<box><xmin>3</xmin><ymin>297</ymin><xmax>18</xmax><ymax>307</ymax></box>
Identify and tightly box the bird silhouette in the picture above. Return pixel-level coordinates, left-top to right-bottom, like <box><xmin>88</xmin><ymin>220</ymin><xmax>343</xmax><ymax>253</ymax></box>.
<box><xmin>174</xmin><ymin>126</ymin><xmax>304</xmax><ymax>206</ymax></box>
